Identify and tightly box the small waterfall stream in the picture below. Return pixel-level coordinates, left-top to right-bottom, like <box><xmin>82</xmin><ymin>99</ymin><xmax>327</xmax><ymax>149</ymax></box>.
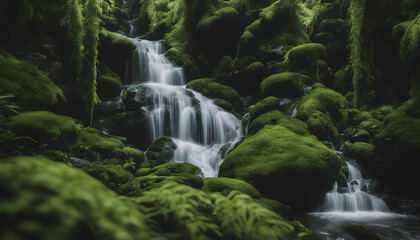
<box><xmin>114</xmin><ymin>27</ymin><xmax>242</xmax><ymax>177</ymax></box>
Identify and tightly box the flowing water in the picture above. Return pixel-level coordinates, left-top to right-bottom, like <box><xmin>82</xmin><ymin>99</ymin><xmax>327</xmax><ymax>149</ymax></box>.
<box><xmin>113</xmin><ymin>29</ymin><xmax>242</xmax><ymax>177</ymax></box>
<box><xmin>298</xmin><ymin>150</ymin><xmax>420</xmax><ymax>239</ymax></box>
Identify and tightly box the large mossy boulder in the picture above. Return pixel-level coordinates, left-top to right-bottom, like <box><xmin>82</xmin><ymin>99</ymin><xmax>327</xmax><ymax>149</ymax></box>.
<box><xmin>0</xmin><ymin>156</ymin><xmax>151</xmax><ymax>240</ymax></box>
<box><xmin>99</xmin><ymin>30</ymin><xmax>136</xmax><ymax>79</ymax></box>
<box><xmin>260</xmin><ymin>72</ymin><xmax>313</xmax><ymax>99</ymax></box>
<box><xmin>0</xmin><ymin>111</ymin><xmax>78</xmax><ymax>149</ymax></box>
<box><xmin>284</xmin><ymin>43</ymin><xmax>333</xmax><ymax>86</ymax></box>
<box><xmin>306</xmin><ymin>111</ymin><xmax>339</xmax><ymax>140</ymax></box>
<box><xmin>341</xmin><ymin>142</ymin><xmax>376</xmax><ymax>170</ymax></box>
<box><xmin>146</xmin><ymin>137</ymin><xmax>177</xmax><ymax>165</ymax></box>
<box><xmin>248</xmin><ymin>110</ymin><xmax>309</xmax><ymax>136</ymax></box>
<box><xmin>202</xmin><ymin>177</ymin><xmax>262</xmax><ymax>199</ymax></box>
<box><xmin>119</xmin><ymin>162</ymin><xmax>203</xmax><ymax>196</ymax></box>
<box><xmin>374</xmin><ymin>100</ymin><xmax>420</xmax><ymax>197</ymax></box>
<box><xmin>0</xmin><ymin>54</ymin><xmax>65</xmax><ymax>109</ymax></box>
<box><xmin>186</xmin><ymin>78</ymin><xmax>242</xmax><ymax>112</ymax></box>
<box><xmin>219</xmin><ymin>125</ymin><xmax>341</xmax><ymax>211</ymax></box>
<box><xmin>249</xmin><ymin>96</ymin><xmax>280</xmax><ymax>120</ymax></box>
<box><xmin>296</xmin><ymin>88</ymin><xmax>350</xmax><ymax>124</ymax></box>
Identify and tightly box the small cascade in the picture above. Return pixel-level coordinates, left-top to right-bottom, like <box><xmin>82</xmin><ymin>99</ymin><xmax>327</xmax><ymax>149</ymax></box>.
<box><xmin>112</xmin><ymin>25</ymin><xmax>243</xmax><ymax>177</ymax></box>
<box><xmin>321</xmin><ymin>152</ymin><xmax>389</xmax><ymax>213</ymax></box>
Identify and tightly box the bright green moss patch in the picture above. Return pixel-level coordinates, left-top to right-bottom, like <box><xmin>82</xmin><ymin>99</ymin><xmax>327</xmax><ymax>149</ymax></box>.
<box><xmin>260</xmin><ymin>72</ymin><xmax>313</xmax><ymax>99</ymax></box>
<box><xmin>0</xmin><ymin>156</ymin><xmax>151</xmax><ymax>240</ymax></box>
<box><xmin>202</xmin><ymin>177</ymin><xmax>262</xmax><ymax>199</ymax></box>
<box><xmin>341</xmin><ymin>142</ymin><xmax>376</xmax><ymax>169</ymax></box>
<box><xmin>186</xmin><ymin>78</ymin><xmax>243</xmax><ymax>112</ymax></box>
<box><xmin>249</xmin><ymin>96</ymin><xmax>280</xmax><ymax>120</ymax></box>
<box><xmin>296</xmin><ymin>88</ymin><xmax>349</xmax><ymax>123</ymax></box>
<box><xmin>248</xmin><ymin>110</ymin><xmax>309</xmax><ymax>136</ymax></box>
<box><xmin>80</xmin><ymin>163</ymin><xmax>135</xmax><ymax>190</ymax></box>
<box><xmin>99</xmin><ymin>30</ymin><xmax>135</xmax><ymax>50</ymax></box>
<box><xmin>0</xmin><ymin>53</ymin><xmax>65</xmax><ymax>108</ymax></box>
<box><xmin>219</xmin><ymin>125</ymin><xmax>341</xmax><ymax>211</ymax></box>
<box><xmin>1</xmin><ymin>111</ymin><xmax>78</xmax><ymax>149</ymax></box>
<box><xmin>306</xmin><ymin>111</ymin><xmax>339</xmax><ymax>140</ymax></box>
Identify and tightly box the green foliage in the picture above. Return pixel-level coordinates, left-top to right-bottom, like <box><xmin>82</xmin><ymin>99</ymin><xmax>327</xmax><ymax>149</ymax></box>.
<box><xmin>348</xmin><ymin>0</ymin><xmax>376</xmax><ymax>107</ymax></box>
<box><xmin>219</xmin><ymin>124</ymin><xmax>341</xmax><ymax>211</ymax></box>
<box><xmin>0</xmin><ymin>156</ymin><xmax>152</xmax><ymax>240</ymax></box>
<box><xmin>0</xmin><ymin>111</ymin><xmax>79</xmax><ymax>149</ymax></box>
<box><xmin>62</xmin><ymin>0</ymin><xmax>84</xmax><ymax>82</ymax></box>
<box><xmin>0</xmin><ymin>53</ymin><xmax>65</xmax><ymax>108</ymax></box>
<box><xmin>341</xmin><ymin>142</ymin><xmax>376</xmax><ymax>169</ymax></box>
<box><xmin>248</xmin><ymin>110</ymin><xmax>310</xmax><ymax>136</ymax></box>
<box><xmin>297</xmin><ymin>0</ymin><xmax>326</xmax><ymax>35</ymax></box>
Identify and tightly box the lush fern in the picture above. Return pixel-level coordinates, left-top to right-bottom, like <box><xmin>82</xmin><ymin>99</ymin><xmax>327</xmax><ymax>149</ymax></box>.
<box><xmin>134</xmin><ymin>182</ymin><xmax>299</xmax><ymax>240</ymax></box>
<box><xmin>297</xmin><ymin>0</ymin><xmax>326</xmax><ymax>35</ymax></box>
<box><xmin>348</xmin><ymin>0</ymin><xmax>376</xmax><ymax>107</ymax></box>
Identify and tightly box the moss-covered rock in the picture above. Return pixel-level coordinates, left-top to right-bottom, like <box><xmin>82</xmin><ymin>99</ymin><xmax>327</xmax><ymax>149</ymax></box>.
<box><xmin>350</xmin><ymin>130</ymin><xmax>370</xmax><ymax>143</ymax></box>
<box><xmin>1</xmin><ymin>111</ymin><xmax>78</xmax><ymax>149</ymax></box>
<box><xmin>146</xmin><ymin>137</ymin><xmax>177</xmax><ymax>165</ymax></box>
<box><xmin>97</xmin><ymin>66</ymin><xmax>122</xmax><ymax>99</ymax></box>
<box><xmin>95</xmin><ymin>110</ymin><xmax>149</xmax><ymax>150</ymax></box>
<box><xmin>306</xmin><ymin>111</ymin><xmax>339</xmax><ymax>140</ymax></box>
<box><xmin>79</xmin><ymin>162</ymin><xmax>135</xmax><ymax>190</ymax></box>
<box><xmin>342</xmin><ymin>224</ymin><xmax>380</xmax><ymax>240</ymax></box>
<box><xmin>248</xmin><ymin>110</ymin><xmax>309</xmax><ymax>136</ymax></box>
<box><xmin>374</xmin><ymin>100</ymin><xmax>420</xmax><ymax>197</ymax></box>
<box><xmin>296</xmin><ymin>88</ymin><xmax>350</xmax><ymax>124</ymax></box>
<box><xmin>186</xmin><ymin>78</ymin><xmax>242</xmax><ymax>112</ymax></box>
<box><xmin>119</xmin><ymin>162</ymin><xmax>203</xmax><ymax>196</ymax></box>
<box><xmin>249</xmin><ymin>96</ymin><xmax>281</xmax><ymax>120</ymax></box>
<box><xmin>334</xmin><ymin>66</ymin><xmax>353</xmax><ymax>94</ymax></box>
<box><xmin>0</xmin><ymin>156</ymin><xmax>151</xmax><ymax>240</ymax></box>
<box><xmin>228</xmin><ymin>61</ymin><xmax>265</xmax><ymax>96</ymax></box>
<box><xmin>284</xmin><ymin>43</ymin><xmax>333</xmax><ymax>86</ymax></box>
<box><xmin>341</xmin><ymin>142</ymin><xmax>376</xmax><ymax>170</ymax></box>
<box><xmin>99</xmin><ymin>30</ymin><xmax>136</xmax><ymax>78</ymax></box>
<box><xmin>254</xmin><ymin>198</ymin><xmax>295</xmax><ymax>221</ymax></box>
<box><xmin>219</xmin><ymin>125</ymin><xmax>341</xmax><ymax>211</ymax></box>
<box><xmin>0</xmin><ymin>53</ymin><xmax>65</xmax><ymax>108</ymax></box>
<box><xmin>165</xmin><ymin>47</ymin><xmax>198</xmax><ymax>77</ymax></box>
<box><xmin>202</xmin><ymin>177</ymin><xmax>262</xmax><ymax>199</ymax></box>
<box><xmin>260</xmin><ymin>72</ymin><xmax>313</xmax><ymax>99</ymax></box>
<box><xmin>214</xmin><ymin>99</ymin><xmax>234</xmax><ymax>112</ymax></box>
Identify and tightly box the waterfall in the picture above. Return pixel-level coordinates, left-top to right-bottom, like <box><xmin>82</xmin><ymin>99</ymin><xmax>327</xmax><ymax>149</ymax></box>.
<box><xmin>321</xmin><ymin>151</ymin><xmax>389</xmax><ymax>213</ymax></box>
<box><xmin>116</xmin><ymin>26</ymin><xmax>243</xmax><ymax>177</ymax></box>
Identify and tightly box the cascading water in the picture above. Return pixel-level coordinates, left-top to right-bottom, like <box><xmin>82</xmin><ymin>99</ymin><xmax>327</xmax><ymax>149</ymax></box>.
<box><xmin>322</xmin><ymin>157</ymin><xmax>389</xmax><ymax>212</ymax></box>
<box><xmin>116</xmin><ymin>26</ymin><xmax>242</xmax><ymax>177</ymax></box>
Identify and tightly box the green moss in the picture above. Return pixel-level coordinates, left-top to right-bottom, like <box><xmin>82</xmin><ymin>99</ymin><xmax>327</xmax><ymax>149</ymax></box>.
<box><xmin>334</xmin><ymin>66</ymin><xmax>353</xmax><ymax>94</ymax></box>
<box><xmin>186</xmin><ymin>78</ymin><xmax>242</xmax><ymax>112</ymax></box>
<box><xmin>249</xmin><ymin>96</ymin><xmax>281</xmax><ymax>120</ymax></box>
<box><xmin>341</xmin><ymin>142</ymin><xmax>376</xmax><ymax>169</ymax></box>
<box><xmin>97</xmin><ymin>67</ymin><xmax>122</xmax><ymax>99</ymax></box>
<box><xmin>248</xmin><ymin>110</ymin><xmax>309</xmax><ymax>136</ymax></box>
<box><xmin>218</xmin><ymin>55</ymin><xmax>233</xmax><ymax>73</ymax></box>
<box><xmin>237</xmin><ymin>56</ymin><xmax>257</xmax><ymax>70</ymax></box>
<box><xmin>146</xmin><ymin>137</ymin><xmax>177</xmax><ymax>165</ymax></box>
<box><xmin>0</xmin><ymin>53</ymin><xmax>65</xmax><ymax>108</ymax></box>
<box><xmin>100</xmin><ymin>30</ymin><xmax>135</xmax><ymax>50</ymax></box>
<box><xmin>202</xmin><ymin>177</ymin><xmax>262</xmax><ymax>198</ymax></box>
<box><xmin>312</xmin><ymin>83</ymin><xmax>327</xmax><ymax>89</ymax></box>
<box><xmin>214</xmin><ymin>99</ymin><xmax>234</xmax><ymax>112</ymax></box>
<box><xmin>260</xmin><ymin>72</ymin><xmax>313</xmax><ymax>98</ymax></box>
<box><xmin>165</xmin><ymin>47</ymin><xmax>198</xmax><ymax>75</ymax></box>
<box><xmin>119</xmin><ymin>162</ymin><xmax>203</xmax><ymax>196</ymax></box>
<box><xmin>254</xmin><ymin>198</ymin><xmax>295</xmax><ymax>221</ymax></box>
<box><xmin>1</xmin><ymin>111</ymin><xmax>78</xmax><ymax>149</ymax></box>
<box><xmin>219</xmin><ymin>125</ymin><xmax>341</xmax><ymax>211</ymax></box>
<box><xmin>0</xmin><ymin>156</ymin><xmax>151</xmax><ymax>239</ymax></box>
<box><xmin>306</xmin><ymin>111</ymin><xmax>339</xmax><ymax>140</ymax></box>
<box><xmin>296</xmin><ymin>88</ymin><xmax>349</xmax><ymax>123</ymax></box>
<box><xmin>80</xmin><ymin>163</ymin><xmax>134</xmax><ymax>190</ymax></box>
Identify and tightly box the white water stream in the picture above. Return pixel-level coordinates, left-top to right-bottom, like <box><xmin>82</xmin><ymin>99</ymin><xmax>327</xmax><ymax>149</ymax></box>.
<box><xmin>116</xmin><ymin>28</ymin><xmax>242</xmax><ymax>177</ymax></box>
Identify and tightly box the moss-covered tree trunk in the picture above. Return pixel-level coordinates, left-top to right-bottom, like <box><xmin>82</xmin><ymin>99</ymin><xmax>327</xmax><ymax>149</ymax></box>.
<box><xmin>348</xmin><ymin>0</ymin><xmax>376</xmax><ymax>107</ymax></box>
<box><xmin>63</xmin><ymin>0</ymin><xmax>84</xmax><ymax>82</ymax></box>
<box><xmin>84</xmin><ymin>0</ymin><xmax>101</xmax><ymax>126</ymax></box>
